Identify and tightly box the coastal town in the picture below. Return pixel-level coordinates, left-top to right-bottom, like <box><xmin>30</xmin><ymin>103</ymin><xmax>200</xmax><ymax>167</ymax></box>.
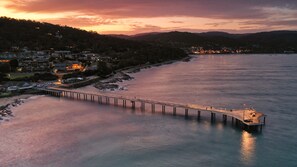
<box><xmin>1</xmin><ymin>45</ymin><xmax>248</xmax><ymax>97</ymax></box>
<box><xmin>189</xmin><ymin>46</ymin><xmax>251</xmax><ymax>54</ymax></box>
<box><xmin>0</xmin><ymin>48</ymin><xmax>115</xmax><ymax>121</ymax></box>
<box><xmin>0</xmin><ymin>48</ymin><xmax>114</xmax><ymax>93</ymax></box>
<box><xmin>0</xmin><ymin>48</ymin><xmax>107</xmax><ymax>73</ymax></box>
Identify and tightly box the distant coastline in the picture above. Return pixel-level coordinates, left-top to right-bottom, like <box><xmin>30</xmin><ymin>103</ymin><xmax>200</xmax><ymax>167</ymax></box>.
<box><xmin>93</xmin><ymin>55</ymin><xmax>193</xmax><ymax>91</ymax></box>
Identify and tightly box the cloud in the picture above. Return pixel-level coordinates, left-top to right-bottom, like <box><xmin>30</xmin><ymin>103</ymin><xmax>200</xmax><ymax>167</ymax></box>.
<box><xmin>5</xmin><ymin>0</ymin><xmax>297</xmax><ymax>20</ymax></box>
<box><xmin>268</xmin><ymin>20</ymin><xmax>297</xmax><ymax>27</ymax></box>
<box><xmin>129</xmin><ymin>24</ymin><xmax>163</xmax><ymax>33</ymax></box>
<box><xmin>239</xmin><ymin>19</ymin><xmax>297</xmax><ymax>28</ymax></box>
<box><xmin>3</xmin><ymin>0</ymin><xmax>297</xmax><ymax>34</ymax></box>
<box><xmin>170</xmin><ymin>21</ymin><xmax>184</xmax><ymax>24</ymax></box>
<box><xmin>205</xmin><ymin>22</ymin><xmax>231</xmax><ymax>27</ymax></box>
<box><xmin>40</xmin><ymin>16</ymin><xmax>118</xmax><ymax>27</ymax></box>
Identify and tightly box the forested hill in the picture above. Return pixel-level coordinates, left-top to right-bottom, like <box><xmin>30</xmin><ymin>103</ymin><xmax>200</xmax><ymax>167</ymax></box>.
<box><xmin>2</xmin><ymin>17</ymin><xmax>296</xmax><ymax>58</ymax></box>
<box><xmin>131</xmin><ymin>31</ymin><xmax>297</xmax><ymax>53</ymax></box>
<box><xmin>0</xmin><ymin>17</ymin><xmax>187</xmax><ymax>66</ymax></box>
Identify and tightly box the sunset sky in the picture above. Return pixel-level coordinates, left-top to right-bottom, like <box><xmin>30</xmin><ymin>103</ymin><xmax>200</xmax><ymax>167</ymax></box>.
<box><xmin>1</xmin><ymin>0</ymin><xmax>297</xmax><ymax>35</ymax></box>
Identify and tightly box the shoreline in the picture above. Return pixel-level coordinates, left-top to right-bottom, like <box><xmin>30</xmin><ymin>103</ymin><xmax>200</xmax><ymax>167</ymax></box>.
<box><xmin>0</xmin><ymin>94</ymin><xmax>34</xmax><ymax>122</ymax></box>
<box><xmin>93</xmin><ymin>55</ymin><xmax>193</xmax><ymax>91</ymax></box>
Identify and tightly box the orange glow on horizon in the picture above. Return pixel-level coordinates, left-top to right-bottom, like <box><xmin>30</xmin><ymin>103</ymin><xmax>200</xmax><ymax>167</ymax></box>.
<box><xmin>1</xmin><ymin>0</ymin><xmax>297</xmax><ymax>35</ymax></box>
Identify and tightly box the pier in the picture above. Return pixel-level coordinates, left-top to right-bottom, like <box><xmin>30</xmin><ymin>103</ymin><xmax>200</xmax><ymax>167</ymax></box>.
<box><xmin>40</xmin><ymin>88</ymin><xmax>266</xmax><ymax>132</ymax></box>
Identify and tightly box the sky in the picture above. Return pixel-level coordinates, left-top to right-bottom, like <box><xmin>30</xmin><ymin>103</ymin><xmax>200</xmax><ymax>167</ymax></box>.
<box><xmin>1</xmin><ymin>0</ymin><xmax>297</xmax><ymax>35</ymax></box>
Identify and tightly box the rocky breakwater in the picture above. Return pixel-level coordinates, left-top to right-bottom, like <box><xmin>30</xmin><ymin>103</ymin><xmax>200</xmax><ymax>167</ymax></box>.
<box><xmin>95</xmin><ymin>72</ymin><xmax>134</xmax><ymax>91</ymax></box>
<box><xmin>0</xmin><ymin>99</ymin><xmax>24</xmax><ymax>122</ymax></box>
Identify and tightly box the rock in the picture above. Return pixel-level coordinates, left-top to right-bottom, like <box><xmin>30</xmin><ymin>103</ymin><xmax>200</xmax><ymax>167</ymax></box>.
<box><xmin>95</xmin><ymin>82</ymin><xmax>120</xmax><ymax>91</ymax></box>
<box><xmin>0</xmin><ymin>102</ymin><xmax>16</xmax><ymax>121</ymax></box>
<box><xmin>121</xmin><ymin>73</ymin><xmax>134</xmax><ymax>81</ymax></box>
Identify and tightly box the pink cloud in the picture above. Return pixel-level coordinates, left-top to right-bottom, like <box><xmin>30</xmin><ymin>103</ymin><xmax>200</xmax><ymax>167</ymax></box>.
<box><xmin>4</xmin><ymin>0</ymin><xmax>297</xmax><ymax>34</ymax></box>
<box><xmin>6</xmin><ymin>0</ymin><xmax>297</xmax><ymax>19</ymax></box>
<box><xmin>40</xmin><ymin>16</ymin><xmax>118</xmax><ymax>27</ymax></box>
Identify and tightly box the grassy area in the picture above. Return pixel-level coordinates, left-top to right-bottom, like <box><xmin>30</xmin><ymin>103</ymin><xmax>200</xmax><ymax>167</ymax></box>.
<box><xmin>0</xmin><ymin>92</ymin><xmax>12</xmax><ymax>98</ymax></box>
<box><xmin>0</xmin><ymin>89</ymin><xmax>41</xmax><ymax>99</ymax></box>
<box><xmin>8</xmin><ymin>73</ymin><xmax>34</xmax><ymax>80</ymax></box>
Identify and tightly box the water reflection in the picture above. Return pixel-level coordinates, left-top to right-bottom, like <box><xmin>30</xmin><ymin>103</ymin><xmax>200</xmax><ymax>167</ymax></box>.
<box><xmin>240</xmin><ymin>131</ymin><xmax>256</xmax><ymax>165</ymax></box>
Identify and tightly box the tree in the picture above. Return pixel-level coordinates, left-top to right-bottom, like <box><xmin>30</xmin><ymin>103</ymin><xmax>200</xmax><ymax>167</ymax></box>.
<box><xmin>0</xmin><ymin>72</ymin><xmax>8</xmax><ymax>82</ymax></box>
<box><xmin>0</xmin><ymin>63</ymin><xmax>11</xmax><ymax>73</ymax></box>
<box><xmin>97</xmin><ymin>61</ymin><xmax>112</xmax><ymax>77</ymax></box>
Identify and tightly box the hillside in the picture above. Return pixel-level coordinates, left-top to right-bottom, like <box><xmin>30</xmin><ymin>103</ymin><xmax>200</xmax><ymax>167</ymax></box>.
<box><xmin>132</xmin><ymin>31</ymin><xmax>297</xmax><ymax>53</ymax></box>
<box><xmin>0</xmin><ymin>17</ymin><xmax>187</xmax><ymax>68</ymax></box>
<box><xmin>132</xmin><ymin>31</ymin><xmax>209</xmax><ymax>48</ymax></box>
<box><xmin>237</xmin><ymin>31</ymin><xmax>297</xmax><ymax>52</ymax></box>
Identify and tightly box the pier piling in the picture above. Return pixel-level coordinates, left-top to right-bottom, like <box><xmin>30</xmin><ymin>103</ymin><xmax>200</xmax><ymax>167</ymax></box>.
<box><xmin>141</xmin><ymin>102</ymin><xmax>145</xmax><ymax>112</ymax></box>
<box><xmin>211</xmin><ymin>113</ymin><xmax>216</xmax><ymax>122</ymax></box>
<box><xmin>185</xmin><ymin>108</ymin><xmax>189</xmax><ymax>118</ymax></box>
<box><xmin>197</xmin><ymin>110</ymin><xmax>201</xmax><ymax>120</ymax></box>
<box><xmin>151</xmin><ymin>103</ymin><xmax>155</xmax><ymax>113</ymax></box>
<box><xmin>162</xmin><ymin>105</ymin><xmax>165</xmax><ymax>114</ymax></box>
<box><xmin>41</xmin><ymin>88</ymin><xmax>266</xmax><ymax>132</ymax></box>
<box><xmin>173</xmin><ymin>107</ymin><xmax>177</xmax><ymax>116</ymax></box>
<box><xmin>123</xmin><ymin>100</ymin><xmax>126</xmax><ymax>107</ymax></box>
<box><xmin>223</xmin><ymin>114</ymin><xmax>227</xmax><ymax>124</ymax></box>
<box><xmin>131</xmin><ymin>101</ymin><xmax>135</xmax><ymax>110</ymax></box>
<box><xmin>114</xmin><ymin>98</ymin><xmax>118</xmax><ymax>106</ymax></box>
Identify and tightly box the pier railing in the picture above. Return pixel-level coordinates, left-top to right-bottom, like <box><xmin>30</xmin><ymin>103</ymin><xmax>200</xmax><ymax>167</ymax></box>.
<box><xmin>38</xmin><ymin>87</ymin><xmax>266</xmax><ymax>132</ymax></box>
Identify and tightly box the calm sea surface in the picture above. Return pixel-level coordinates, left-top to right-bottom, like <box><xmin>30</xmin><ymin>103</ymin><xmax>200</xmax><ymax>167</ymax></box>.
<box><xmin>1</xmin><ymin>54</ymin><xmax>297</xmax><ymax>167</ymax></box>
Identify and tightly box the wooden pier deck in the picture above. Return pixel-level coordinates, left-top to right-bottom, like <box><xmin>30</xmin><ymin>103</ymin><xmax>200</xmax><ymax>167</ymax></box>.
<box><xmin>39</xmin><ymin>87</ymin><xmax>266</xmax><ymax>131</ymax></box>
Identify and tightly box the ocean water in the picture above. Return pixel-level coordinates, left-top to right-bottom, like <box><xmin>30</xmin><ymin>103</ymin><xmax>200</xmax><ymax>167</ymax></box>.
<box><xmin>1</xmin><ymin>54</ymin><xmax>297</xmax><ymax>167</ymax></box>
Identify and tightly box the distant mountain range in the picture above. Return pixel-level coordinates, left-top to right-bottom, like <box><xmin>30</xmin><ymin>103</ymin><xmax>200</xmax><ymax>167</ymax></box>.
<box><xmin>110</xmin><ymin>31</ymin><xmax>297</xmax><ymax>53</ymax></box>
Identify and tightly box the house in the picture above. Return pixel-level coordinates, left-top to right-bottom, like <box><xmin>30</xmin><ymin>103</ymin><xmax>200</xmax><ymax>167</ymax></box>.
<box><xmin>53</xmin><ymin>61</ymin><xmax>84</xmax><ymax>73</ymax></box>
<box><xmin>66</xmin><ymin>61</ymin><xmax>84</xmax><ymax>72</ymax></box>
<box><xmin>51</xmin><ymin>51</ymin><xmax>71</xmax><ymax>59</ymax></box>
<box><xmin>18</xmin><ymin>57</ymin><xmax>34</xmax><ymax>72</ymax></box>
<box><xmin>7</xmin><ymin>86</ymin><xmax>19</xmax><ymax>92</ymax></box>
<box><xmin>53</xmin><ymin>63</ymin><xmax>67</xmax><ymax>72</ymax></box>
<box><xmin>18</xmin><ymin>54</ymin><xmax>50</xmax><ymax>72</ymax></box>
<box><xmin>77</xmin><ymin>52</ymin><xmax>99</xmax><ymax>62</ymax></box>
<box><xmin>1</xmin><ymin>51</ymin><xmax>52</xmax><ymax>72</ymax></box>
